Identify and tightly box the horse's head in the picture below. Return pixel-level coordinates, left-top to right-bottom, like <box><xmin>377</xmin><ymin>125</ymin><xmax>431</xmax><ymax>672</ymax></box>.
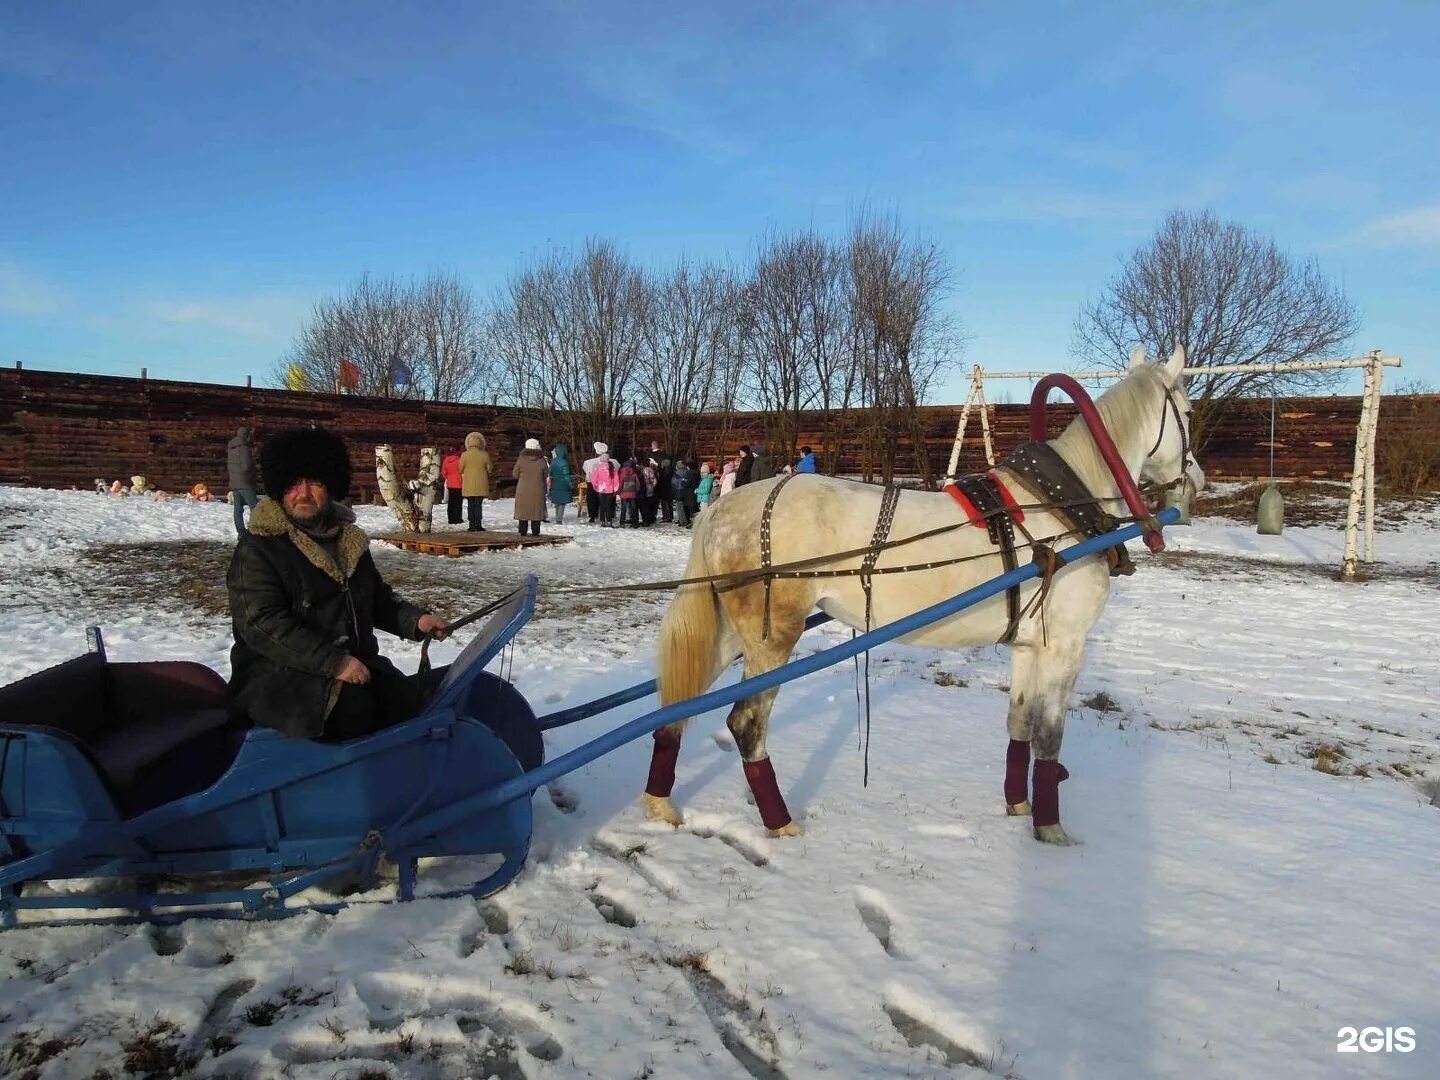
<box><xmin>1130</xmin><ymin>345</ymin><xmax>1206</xmax><ymax>498</ymax></box>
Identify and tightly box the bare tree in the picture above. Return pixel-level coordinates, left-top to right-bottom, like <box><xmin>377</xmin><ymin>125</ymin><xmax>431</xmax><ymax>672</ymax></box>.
<box><xmin>331</xmin><ymin>274</ymin><xmax>420</xmax><ymax>399</ymax></box>
<box><xmin>847</xmin><ymin>212</ymin><xmax>961</xmax><ymax>485</ymax></box>
<box><xmin>739</xmin><ymin>230</ymin><xmax>845</xmax><ymax>463</ymax></box>
<box><xmin>280</xmin><ymin>273</ymin><xmax>491</xmax><ymax>401</ymax></box>
<box><xmin>638</xmin><ymin>260</ymin><xmax>737</xmax><ymax>457</ymax></box>
<box><xmin>1073</xmin><ymin>209</ymin><xmax>1359</xmax><ymax>446</ymax></box>
<box><xmin>413</xmin><ymin>271</ymin><xmax>491</xmax><ymax>402</ymax></box>
<box><xmin>487</xmin><ymin>239</ymin><xmax>647</xmax><ymax>453</ymax></box>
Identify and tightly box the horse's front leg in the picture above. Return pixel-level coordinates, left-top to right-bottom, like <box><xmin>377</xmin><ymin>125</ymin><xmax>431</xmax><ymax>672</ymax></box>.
<box><xmin>726</xmin><ymin>683</ymin><xmax>803</xmax><ymax>837</ymax></box>
<box><xmin>1005</xmin><ymin>639</ymin><xmax>1084</xmax><ymax>845</ymax></box>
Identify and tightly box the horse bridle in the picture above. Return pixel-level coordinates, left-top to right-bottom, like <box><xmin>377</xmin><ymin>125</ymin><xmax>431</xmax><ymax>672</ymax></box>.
<box><xmin>1145</xmin><ymin>383</ymin><xmax>1196</xmax><ymax>489</ymax></box>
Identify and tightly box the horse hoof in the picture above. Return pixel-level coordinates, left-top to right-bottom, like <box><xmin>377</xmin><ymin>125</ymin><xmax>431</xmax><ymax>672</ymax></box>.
<box><xmin>1006</xmin><ymin>800</ymin><xmax>1032</xmax><ymax>817</ymax></box>
<box><xmin>767</xmin><ymin>821</ymin><xmax>805</xmax><ymax>838</ymax></box>
<box><xmin>1033</xmin><ymin>823</ymin><xmax>1079</xmax><ymax>846</ymax></box>
<box><xmin>641</xmin><ymin>793</ymin><xmax>683</xmax><ymax>827</ymax></box>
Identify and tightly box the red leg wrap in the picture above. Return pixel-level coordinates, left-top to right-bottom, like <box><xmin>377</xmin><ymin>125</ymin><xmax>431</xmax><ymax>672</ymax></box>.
<box><xmin>1031</xmin><ymin>758</ymin><xmax>1070</xmax><ymax>828</ymax></box>
<box><xmin>1004</xmin><ymin>739</ymin><xmax>1031</xmax><ymax>806</ymax></box>
<box><xmin>742</xmin><ymin>758</ymin><xmax>793</xmax><ymax>831</ymax></box>
<box><xmin>645</xmin><ymin>730</ymin><xmax>681</xmax><ymax>798</ymax></box>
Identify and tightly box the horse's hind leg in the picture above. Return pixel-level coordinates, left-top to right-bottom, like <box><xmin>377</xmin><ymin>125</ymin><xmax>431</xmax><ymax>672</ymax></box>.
<box><xmin>718</xmin><ymin>588</ymin><xmax>812</xmax><ymax>837</ymax></box>
<box><xmin>727</xmin><ymin>679</ymin><xmax>801</xmax><ymax>837</ymax></box>
<box><xmin>1005</xmin><ymin>637</ymin><xmax>1085</xmax><ymax>845</ymax></box>
<box><xmin>643</xmin><ymin>721</ymin><xmax>688</xmax><ymax>825</ymax></box>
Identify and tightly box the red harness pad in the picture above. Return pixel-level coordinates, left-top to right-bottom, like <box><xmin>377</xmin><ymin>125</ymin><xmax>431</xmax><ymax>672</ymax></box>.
<box><xmin>944</xmin><ymin>473</ymin><xmax>1025</xmax><ymax>528</ymax></box>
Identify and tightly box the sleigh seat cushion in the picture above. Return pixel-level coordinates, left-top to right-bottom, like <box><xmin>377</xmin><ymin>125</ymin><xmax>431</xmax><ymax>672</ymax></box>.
<box><xmin>0</xmin><ymin>652</ymin><xmax>109</xmax><ymax>742</ymax></box>
<box><xmin>88</xmin><ymin>707</ymin><xmax>237</xmax><ymax>810</ymax></box>
<box><xmin>96</xmin><ymin>661</ymin><xmax>240</xmax><ymax>814</ymax></box>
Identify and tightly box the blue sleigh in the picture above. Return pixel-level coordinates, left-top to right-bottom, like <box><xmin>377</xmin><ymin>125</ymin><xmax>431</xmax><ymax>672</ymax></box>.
<box><xmin>0</xmin><ymin>510</ymin><xmax>1176</xmax><ymax>927</ymax></box>
<box><xmin>0</xmin><ymin>580</ymin><xmax>544</xmax><ymax>926</ymax></box>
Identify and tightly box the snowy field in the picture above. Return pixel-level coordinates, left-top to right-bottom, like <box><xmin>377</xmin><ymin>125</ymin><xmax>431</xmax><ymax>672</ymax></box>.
<box><xmin>0</xmin><ymin>482</ymin><xmax>1437</xmax><ymax>1079</ymax></box>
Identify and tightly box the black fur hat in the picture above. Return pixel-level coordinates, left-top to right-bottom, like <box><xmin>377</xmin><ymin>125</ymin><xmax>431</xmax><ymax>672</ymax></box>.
<box><xmin>260</xmin><ymin>426</ymin><xmax>352</xmax><ymax>499</ymax></box>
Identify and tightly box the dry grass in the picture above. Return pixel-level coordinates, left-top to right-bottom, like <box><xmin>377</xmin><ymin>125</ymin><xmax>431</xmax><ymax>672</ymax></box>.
<box><xmin>1193</xmin><ymin>479</ymin><xmax>1440</xmax><ymax>531</ymax></box>
<box><xmin>1306</xmin><ymin>742</ymin><xmax>1347</xmax><ymax>775</ymax></box>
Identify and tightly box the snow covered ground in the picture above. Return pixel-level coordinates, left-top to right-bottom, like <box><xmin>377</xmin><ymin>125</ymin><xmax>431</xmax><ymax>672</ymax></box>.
<box><xmin>0</xmin><ymin>483</ymin><xmax>1436</xmax><ymax>1079</ymax></box>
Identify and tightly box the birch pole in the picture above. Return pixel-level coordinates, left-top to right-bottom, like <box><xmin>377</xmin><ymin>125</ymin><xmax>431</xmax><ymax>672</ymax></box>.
<box><xmin>1362</xmin><ymin>351</ymin><xmax>1383</xmax><ymax>563</ymax></box>
<box><xmin>1340</xmin><ymin>363</ymin><xmax>1375</xmax><ymax>580</ymax></box>
<box><xmin>414</xmin><ymin>447</ymin><xmax>440</xmax><ymax>533</ymax></box>
<box><xmin>375</xmin><ymin>444</ymin><xmax>440</xmax><ymax>533</ymax></box>
<box><xmin>945</xmin><ymin>365</ymin><xmax>985</xmax><ymax>479</ymax></box>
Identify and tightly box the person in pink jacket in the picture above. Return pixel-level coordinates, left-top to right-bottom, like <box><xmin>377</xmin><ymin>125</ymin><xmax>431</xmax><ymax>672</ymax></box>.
<box><xmin>441</xmin><ymin>448</ymin><xmax>463</xmax><ymax>525</ymax></box>
<box><xmin>589</xmin><ymin>449</ymin><xmax>621</xmax><ymax>527</ymax></box>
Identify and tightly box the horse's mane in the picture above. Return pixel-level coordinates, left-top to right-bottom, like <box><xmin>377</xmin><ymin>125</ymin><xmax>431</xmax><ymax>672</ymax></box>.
<box><xmin>1051</xmin><ymin>365</ymin><xmax>1168</xmax><ymax>495</ymax></box>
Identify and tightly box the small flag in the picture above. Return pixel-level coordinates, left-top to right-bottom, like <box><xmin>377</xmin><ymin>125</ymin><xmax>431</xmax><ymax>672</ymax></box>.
<box><xmin>338</xmin><ymin>357</ymin><xmax>360</xmax><ymax>390</ymax></box>
<box><xmin>391</xmin><ymin>360</ymin><xmax>412</xmax><ymax>389</ymax></box>
<box><xmin>285</xmin><ymin>364</ymin><xmax>308</xmax><ymax>392</ymax></box>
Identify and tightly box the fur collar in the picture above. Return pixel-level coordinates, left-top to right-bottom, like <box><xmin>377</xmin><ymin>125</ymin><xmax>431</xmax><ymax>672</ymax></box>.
<box><xmin>248</xmin><ymin>498</ymin><xmax>370</xmax><ymax>583</ymax></box>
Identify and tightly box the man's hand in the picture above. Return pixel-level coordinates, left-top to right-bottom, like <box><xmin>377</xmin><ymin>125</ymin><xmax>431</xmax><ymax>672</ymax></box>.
<box><xmin>417</xmin><ymin>613</ymin><xmax>450</xmax><ymax>641</ymax></box>
<box><xmin>335</xmin><ymin>656</ymin><xmax>371</xmax><ymax>685</ymax></box>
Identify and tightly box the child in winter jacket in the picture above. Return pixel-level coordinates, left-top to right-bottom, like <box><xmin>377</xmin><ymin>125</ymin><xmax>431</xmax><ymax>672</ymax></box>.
<box><xmin>590</xmin><ymin>452</ymin><xmax>620</xmax><ymax>526</ymax></box>
<box><xmin>696</xmin><ymin>462</ymin><xmax>715</xmax><ymax>508</ymax></box>
<box><xmin>719</xmin><ymin>460</ymin><xmax>737</xmax><ymax>497</ymax></box>
<box><xmin>672</xmin><ymin>459</ymin><xmax>698</xmax><ymax>527</ymax></box>
<box><xmin>618</xmin><ymin>457</ymin><xmax>642</xmax><ymax>527</ymax></box>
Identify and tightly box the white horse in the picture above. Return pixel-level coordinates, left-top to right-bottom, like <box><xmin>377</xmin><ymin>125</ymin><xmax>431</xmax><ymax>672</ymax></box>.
<box><xmin>644</xmin><ymin>347</ymin><xmax>1205</xmax><ymax>844</ymax></box>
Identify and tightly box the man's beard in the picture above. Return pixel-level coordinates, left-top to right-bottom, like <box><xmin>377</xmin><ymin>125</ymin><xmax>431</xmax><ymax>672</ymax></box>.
<box><xmin>286</xmin><ymin>498</ymin><xmax>327</xmax><ymax>526</ymax></box>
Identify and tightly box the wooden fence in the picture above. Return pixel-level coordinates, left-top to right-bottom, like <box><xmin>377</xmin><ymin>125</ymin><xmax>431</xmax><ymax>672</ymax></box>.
<box><xmin>0</xmin><ymin>367</ymin><xmax>1429</xmax><ymax>497</ymax></box>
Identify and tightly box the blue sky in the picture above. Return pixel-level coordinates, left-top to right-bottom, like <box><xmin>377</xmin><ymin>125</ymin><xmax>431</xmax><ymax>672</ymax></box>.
<box><xmin>2</xmin><ymin>1</ymin><xmax>1436</xmax><ymax>401</ymax></box>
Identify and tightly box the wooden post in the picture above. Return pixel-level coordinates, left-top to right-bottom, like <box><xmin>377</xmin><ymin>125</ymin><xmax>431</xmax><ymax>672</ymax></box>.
<box><xmin>246</xmin><ymin>374</ymin><xmax>252</xmax><ymax>388</ymax></box>
<box><xmin>945</xmin><ymin>365</ymin><xmax>985</xmax><ymax>479</ymax></box>
<box><xmin>979</xmin><ymin>384</ymin><xmax>995</xmax><ymax>467</ymax></box>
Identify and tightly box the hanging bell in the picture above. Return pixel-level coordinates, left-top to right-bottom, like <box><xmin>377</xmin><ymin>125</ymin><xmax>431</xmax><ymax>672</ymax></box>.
<box><xmin>1164</xmin><ymin>478</ymin><xmax>1194</xmax><ymax>525</ymax></box>
<box><xmin>1256</xmin><ymin>481</ymin><xmax>1284</xmax><ymax>535</ymax></box>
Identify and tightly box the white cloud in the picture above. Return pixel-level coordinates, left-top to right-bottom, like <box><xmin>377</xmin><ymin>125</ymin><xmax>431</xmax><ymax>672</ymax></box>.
<box><xmin>140</xmin><ymin>296</ymin><xmax>307</xmax><ymax>340</ymax></box>
<box><xmin>1344</xmin><ymin>205</ymin><xmax>1440</xmax><ymax>250</ymax></box>
<box><xmin>0</xmin><ymin>263</ymin><xmax>66</xmax><ymax>316</ymax></box>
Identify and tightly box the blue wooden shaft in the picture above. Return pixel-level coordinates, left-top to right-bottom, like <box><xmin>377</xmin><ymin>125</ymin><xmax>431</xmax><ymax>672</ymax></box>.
<box><xmin>537</xmin><ymin>611</ymin><xmax>833</xmax><ymax>730</ymax></box>
<box><xmin>394</xmin><ymin>508</ymin><xmax>1179</xmax><ymax>845</ymax></box>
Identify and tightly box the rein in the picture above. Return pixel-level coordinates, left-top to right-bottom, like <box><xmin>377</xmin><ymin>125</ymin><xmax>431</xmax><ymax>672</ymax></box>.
<box><xmin>428</xmin><ymin>385</ymin><xmax>1189</xmax><ymax>632</ymax></box>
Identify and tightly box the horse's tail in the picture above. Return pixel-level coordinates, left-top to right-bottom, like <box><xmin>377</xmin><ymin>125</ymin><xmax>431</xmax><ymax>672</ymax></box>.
<box><xmin>657</xmin><ymin>537</ymin><xmax>721</xmax><ymax>719</ymax></box>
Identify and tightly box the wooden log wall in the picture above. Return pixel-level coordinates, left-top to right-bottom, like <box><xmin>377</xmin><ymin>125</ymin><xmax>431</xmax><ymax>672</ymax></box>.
<box><xmin>1</xmin><ymin>367</ymin><xmax>1431</xmax><ymax>496</ymax></box>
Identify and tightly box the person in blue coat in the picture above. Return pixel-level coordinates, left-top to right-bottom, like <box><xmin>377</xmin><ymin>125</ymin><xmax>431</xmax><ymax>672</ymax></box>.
<box><xmin>795</xmin><ymin>446</ymin><xmax>818</xmax><ymax>473</ymax></box>
<box><xmin>549</xmin><ymin>443</ymin><xmax>575</xmax><ymax>524</ymax></box>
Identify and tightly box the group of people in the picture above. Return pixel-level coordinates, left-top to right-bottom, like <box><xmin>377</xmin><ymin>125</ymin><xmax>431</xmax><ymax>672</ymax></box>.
<box><xmin>436</xmin><ymin>437</ymin><xmax>822</xmax><ymax>536</ymax></box>
<box><xmin>576</xmin><ymin>440</ymin><xmax>819</xmax><ymax>528</ymax></box>
<box><xmin>439</xmin><ymin>434</ymin><xmax>574</xmax><ymax>535</ymax></box>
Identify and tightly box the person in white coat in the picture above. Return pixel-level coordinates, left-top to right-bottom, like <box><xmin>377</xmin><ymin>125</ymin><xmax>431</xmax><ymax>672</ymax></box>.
<box><xmin>581</xmin><ymin>441</ymin><xmax>606</xmax><ymax>523</ymax></box>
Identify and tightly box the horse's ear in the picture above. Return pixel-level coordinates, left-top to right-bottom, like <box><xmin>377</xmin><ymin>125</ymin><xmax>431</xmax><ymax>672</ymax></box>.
<box><xmin>1165</xmin><ymin>343</ymin><xmax>1187</xmax><ymax>381</ymax></box>
<box><xmin>1128</xmin><ymin>345</ymin><xmax>1147</xmax><ymax>370</ymax></box>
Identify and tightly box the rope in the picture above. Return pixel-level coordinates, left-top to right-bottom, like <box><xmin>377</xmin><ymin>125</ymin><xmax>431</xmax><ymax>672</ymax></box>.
<box><xmin>429</xmin><ymin>477</ymin><xmax>1179</xmax><ymax>635</ymax></box>
<box><xmin>536</xmin><ymin>483</ymin><xmax>1174</xmax><ymax>599</ymax></box>
<box><xmin>1269</xmin><ymin>384</ymin><xmax>1277</xmax><ymax>484</ymax></box>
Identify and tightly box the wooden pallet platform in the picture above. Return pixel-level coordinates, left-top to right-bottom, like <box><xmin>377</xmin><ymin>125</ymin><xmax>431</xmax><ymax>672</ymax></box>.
<box><xmin>373</xmin><ymin>529</ymin><xmax>572</xmax><ymax>556</ymax></box>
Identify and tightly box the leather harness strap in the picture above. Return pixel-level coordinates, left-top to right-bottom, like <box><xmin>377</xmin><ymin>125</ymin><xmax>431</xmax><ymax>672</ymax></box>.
<box><xmin>1001</xmin><ymin>441</ymin><xmax>1136</xmax><ymax>577</ymax></box>
<box><xmin>944</xmin><ymin>474</ymin><xmax>1022</xmax><ymax>643</ymax></box>
<box><xmin>759</xmin><ymin>471</ymin><xmax>797</xmax><ymax>639</ymax></box>
<box><xmin>861</xmin><ymin>484</ymin><xmax>903</xmax><ymax>631</ymax></box>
